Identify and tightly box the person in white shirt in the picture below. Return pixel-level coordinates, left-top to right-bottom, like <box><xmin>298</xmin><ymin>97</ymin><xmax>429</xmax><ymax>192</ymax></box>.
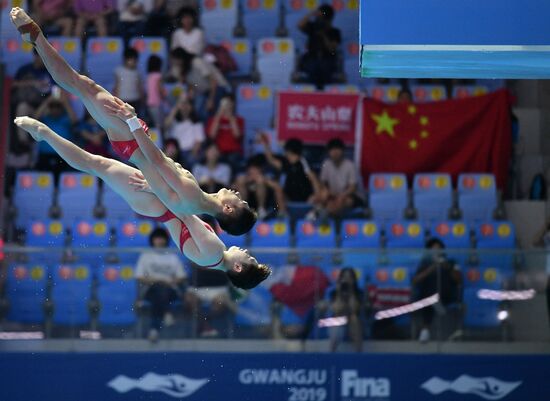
<box><xmin>170</xmin><ymin>7</ymin><xmax>205</xmax><ymax>56</ymax></box>
<box><xmin>164</xmin><ymin>95</ymin><xmax>205</xmax><ymax>168</ymax></box>
<box><xmin>192</xmin><ymin>142</ymin><xmax>231</xmax><ymax>193</ymax></box>
<box><xmin>113</xmin><ymin>48</ymin><xmax>144</xmax><ymax>115</ymax></box>
<box><xmin>117</xmin><ymin>0</ymin><xmax>153</xmax><ymax>45</ymax></box>
<box><xmin>136</xmin><ymin>227</ymin><xmax>187</xmax><ymax>341</ymax></box>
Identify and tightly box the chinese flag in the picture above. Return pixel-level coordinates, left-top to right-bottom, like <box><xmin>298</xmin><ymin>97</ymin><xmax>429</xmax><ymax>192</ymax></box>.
<box><xmin>359</xmin><ymin>89</ymin><xmax>512</xmax><ymax>188</ymax></box>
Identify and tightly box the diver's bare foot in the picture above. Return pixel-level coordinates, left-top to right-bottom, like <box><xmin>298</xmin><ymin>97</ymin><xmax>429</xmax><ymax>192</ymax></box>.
<box><xmin>10</xmin><ymin>7</ymin><xmax>41</xmax><ymax>43</ymax></box>
<box><xmin>14</xmin><ymin>117</ymin><xmax>47</xmax><ymax>141</ymax></box>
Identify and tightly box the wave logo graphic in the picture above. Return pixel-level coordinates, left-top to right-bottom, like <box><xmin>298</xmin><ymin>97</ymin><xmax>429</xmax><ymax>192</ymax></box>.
<box><xmin>421</xmin><ymin>375</ymin><xmax>521</xmax><ymax>400</ymax></box>
<box><xmin>108</xmin><ymin>372</ymin><xmax>209</xmax><ymax>398</ymax></box>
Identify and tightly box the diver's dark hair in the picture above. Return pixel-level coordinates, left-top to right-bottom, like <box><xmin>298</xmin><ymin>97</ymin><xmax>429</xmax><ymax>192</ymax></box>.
<box><xmin>226</xmin><ymin>261</ymin><xmax>271</xmax><ymax>290</ymax></box>
<box><xmin>216</xmin><ymin>205</ymin><xmax>257</xmax><ymax>236</ymax></box>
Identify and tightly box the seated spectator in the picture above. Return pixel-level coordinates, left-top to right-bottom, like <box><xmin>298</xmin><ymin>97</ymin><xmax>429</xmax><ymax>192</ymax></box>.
<box><xmin>261</xmin><ymin>136</ymin><xmax>322</xmax><ymax>205</ymax></box>
<box><xmin>74</xmin><ymin>0</ymin><xmax>115</xmax><ymax>38</ymax></box>
<box><xmin>192</xmin><ymin>142</ymin><xmax>231</xmax><ymax>194</ymax></box>
<box><xmin>315</xmin><ymin>138</ymin><xmax>362</xmax><ymax>218</ymax></box>
<box><xmin>32</xmin><ymin>0</ymin><xmax>73</xmax><ymax>36</ymax></box>
<box><xmin>412</xmin><ymin>239</ymin><xmax>462</xmax><ymax>343</ymax></box>
<box><xmin>113</xmin><ymin>48</ymin><xmax>144</xmax><ymax>115</ymax></box>
<box><xmin>117</xmin><ymin>0</ymin><xmax>152</xmax><ymax>46</ymax></box>
<box><xmin>165</xmin><ymin>95</ymin><xmax>204</xmax><ymax>167</ymax></box>
<box><xmin>35</xmin><ymin>92</ymin><xmax>77</xmax><ymax>176</ymax></box>
<box><xmin>145</xmin><ymin>0</ymin><xmax>172</xmax><ymax>36</ymax></box>
<box><xmin>206</xmin><ymin>94</ymin><xmax>243</xmax><ymax>170</ymax></box>
<box><xmin>136</xmin><ymin>228</ymin><xmax>187</xmax><ymax>342</ymax></box>
<box><xmin>234</xmin><ymin>155</ymin><xmax>287</xmax><ymax>220</ymax></box>
<box><xmin>79</xmin><ymin>112</ymin><xmax>109</xmax><ymax>158</ymax></box>
<box><xmin>298</xmin><ymin>4</ymin><xmax>341</xmax><ymax>89</ymax></box>
<box><xmin>162</xmin><ymin>138</ymin><xmax>182</xmax><ymax>163</ymax></box>
<box><xmin>165</xmin><ymin>47</ymin><xmax>187</xmax><ymax>83</ymax></box>
<box><xmin>146</xmin><ymin>55</ymin><xmax>166</xmax><ymax>130</ymax></box>
<box><xmin>171</xmin><ymin>7</ymin><xmax>205</xmax><ymax>55</ymax></box>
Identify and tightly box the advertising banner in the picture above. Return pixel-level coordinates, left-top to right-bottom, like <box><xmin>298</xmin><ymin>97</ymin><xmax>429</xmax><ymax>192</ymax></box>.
<box><xmin>1</xmin><ymin>352</ymin><xmax>548</xmax><ymax>401</ymax></box>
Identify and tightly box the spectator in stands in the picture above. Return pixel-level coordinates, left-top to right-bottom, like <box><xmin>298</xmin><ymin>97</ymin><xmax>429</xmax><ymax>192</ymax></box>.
<box><xmin>166</xmin><ymin>47</ymin><xmax>186</xmax><ymax>83</ymax></box>
<box><xmin>165</xmin><ymin>95</ymin><xmax>205</xmax><ymax>167</ymax></box>
<box><xmin>146</xmin><ymin>55</ymin><xmax>165</xmax><ymax>130</ymax></box>
<box><xmin>234</xmin><ymin>155</ymin><xmax>287</xmax><ymax>220</ymax></box>
<box><xmin>315</xmin><ymin>138</ymin><xmax>362</xmax><ymax>218</ymax></box>
<box><xmin>117</xmin><ymin>0</ymin><xmax>152</xmax><ymax>46</ymax></box>
<box><xmin>35</xmin><ymin>91</ymin><xmax>77</xmax><ymax>176</ymax></box>
<box><xmin>261</xmin><ymin>136</ymin><xmax>322</xmax><ymax>206</ymax></box>
<box><xmin>397</xmin><ymin>88</ymin><xmax>413</xmax><ymax>103</ymax></box>
<box><xmin>78</xmin><ymin>112</ymin><xmax>109</xmax><ymax>158</ymax></box>
<box><xmin>74</xmin><ymin>0</ymin><xmax>115</xmax><ymax>38</ymax></box>
<box><xmin>412</xmin><ymin>239</ymin><xmax>462</xmax><ymax>343</ymax></box>
<box><xmin>32</xmin><ymin>0</ymin><xmax>73</xmax><ymax>36</ymax></box>
<box><xmin>533</xmin><ymin>219</ymin><xmax>550</xmax><ymax>326</ymax></box>
<box><xmin>298</xmin><ymin>4</ymin><xmax>341</xmax><ymax>89</ymax></box>
<box><xmin>192</xmin><ymin>142</ymin><xmax>231</xmax><ymax>194</ymax></box>
<box><xmin>162</xmin><ymin>138</ymin><xmax>182</xmax><ymax>163</ymax></box>
<box><xmin>145</xmin><ymin>0</ymin><xmax>172</xmax><ymax>36</ymax></box>
<box><xmin>207</xmin><ymin>94</ymin><xmax>243</xmax><ymax>170</ymax></box>
<box><xmin>171</xmin><ymin>7</ymin><xmax>205</xmax><ymax>55</ymax></box>
<box><xmin>136</xmin><ymin>227</ymin><xmax>187</xmax><ymax>342</ymax></box>
<box><xmin>113</xmin><ymin>48</ymin><xmax>144</xmax><ymax>115</ymax></box>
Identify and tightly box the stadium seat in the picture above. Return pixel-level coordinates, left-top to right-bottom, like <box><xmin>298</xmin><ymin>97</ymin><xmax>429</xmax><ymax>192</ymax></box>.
<box><xmin>85</xmin><ymin>37</ymin><xmax>124</xmax><ymax>90</ymax></box>
<box><xmin>14</xmin><ymin>171</ymin><xmax>54</xmax><ymax>229</ymax></box>
<box><xmin>236</xmin><ymin>84</ymin><xmax>275</xmax><ymax>145</ymax></box>
<box><xmin>200</xmin><ymin>0</ymin><xmax>238</xmax><ymax>42</ymax></box>
<box><xmin>463</xmin><ymin>267</ymin><xmax>504</xmax><ymax>328</ymax></box>
<box><xmin>71</xmin><ymin>219</ymin><xmax>111</xmax><ymax>265</ymax></box>
<box><xmin>257</xmin><ymin>38</ymin><xmax>295</xmax><ymax>85</ymax></box>
<box><xmin>97</xmin><ymin>264</ymin><xmax>137</xmax><ymax>326</ymax></box>
<box><xmin>116</xmin><ymin>219</ymin><xmax>155</xmax><ymax>263</ymax></box>
<box><xmin>25</xmin><ymin>220</ymin><xmax>66</xmax><ymax>264</ymax></box>
<box><xmin>250</xmin><ymin>220</ymin><xmax>291</xmax><ymax>266</ymax></box>
<box><xmin>452</xmin><ymin>85</ymin><xmax>489</xmax><ymax>99</ymax></box>
<box><xmin>475</xmin><ymin>221</ymin><xmax>516</xmax><ymax>272</ymax></box>
<box><xmin>366</xmin><ymin>83</ymin><xmax>401</xmax><ymax>103</ymax></box>
<box><xmin>221</xmin><ymin>39</ymin><xmax>253</xmax><ymax>77</ymax></box>
<box><xmin>129</xmin><ymin>37</ymin><xmax>168</xmax><ymax>78</ymax></box>
<box><xmin>343</xmin><ymin>41</ymin><xmax>360</xmax><ymax>85</ymax></box>
<box><xmin>242</xmin><ymin>0</ymin><xmax>280</xmax><ymax>42</ymax></box>
<box><xmin>2</xmin><ymin>37</ymin><xmax>34</xmax><ymax>77</ymax></box>
<box><xmin>68</xmin><ymin>92</ymin><xmax>86</xmax><ymax>120</ymax></box>
<box><xmin>282</xmin><ymin>0</ymin><xmax>320</xmax><ymax>51</ymax></box>
<box><xmin>58</xmin><ymin>173</ymin><xmax>99</xmax><ymax>226</ymax></box>
<box><xmin>385</xmin><ymin>221</ymin><xmax>426</xmax><ymax>265</ymax></box>
<box><xmin>101</xmin><ymin>186</ymin><xmax>136</xmax><ymax>226</ymax></box>
<box><xmin>295</xmin><ymin>219</ymin><xmax>337</xmax><ymax>267</ymax></box>
<box><xmin>1</xmin><ymin>0</ymin><xmax>28</xmax><ymax>40</ymax></box>
<box><xmin>369</xmin><ymin>174</ymin><xmax>408</xmax><ymax>223</ymax></box>
<box><xmin>51</xmin><ymin>264</ymin><xmax>92</xmax><ymax>325</ymax></box>
<box><xmin>278</xmin><ymin>83</ymin><xmax>316</xmax><ymax>92</ymax></box>
<box><xmin>6</xmin><ymin>263</ymin><xmax>47</xmax><ymax>324</ymax></box>
<box><xmin>368</xmin><ymin>264</ymin><xmax>412</xmax><ymax>326</ymax></box>
<box><xmin>431</xmin><ymin>221</ymin><xmax>472</xmax><ymax>266</ymax></box>
<box><xmin>147</xmin><ymin>127</ymin><xmax>164</xmax><ymax>150</ymax></box>
<box><xmin>215</xmin><ymin>224</ymin><xmax>248</xmax><ymax>248</ymax></box>
<box><xmin>340</xmin><ymin>220</ymin><xmax>381</xmax><ymax>269</ymax></box>
<box><xmin>234</xmin><ymin>285</ymin><xmax>273</xmax><ymax>329</ymax></box>
<box><xmin>413</xmin><ymin>173</ymin><xmax>453</xmax><ymax>224</ymax></box>
<box><xmin>410</xmin><ymin>84</ymin><xmax>447</xmax><ymax>103</ymax></box>
<box><xmin>163</xmin><ymin>83</ymin><xmax>188</xmax><ymax>106</ymax></box>
<box><xmin>457</xmin><ymin>173</ymin><xmax>497</xmax><ymax>223</ymax></box>
<box><xmin>324</xmin><ymin>84</ymin><xmax>360</xmax><ymax>94</ymax></box>
<box><xmin>49</xmin><ymin>37</ymin><xmax>82</xmax><ymax>71</ymax></box>
<box><xmin>331</xmin><ymin>0</ymin><xmax>359</xmax><ymax>42</ymax></box>
<box><xmin>476</xmin><ymin>79</ymin><xmax>505</xmax><ymax>91</ymax></box>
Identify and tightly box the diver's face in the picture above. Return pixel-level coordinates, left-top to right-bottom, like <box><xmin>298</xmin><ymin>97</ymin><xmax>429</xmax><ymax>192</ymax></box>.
<box><xmin>217</xmin><ymin>188</ymin><xmax>248</xmax><ymax>209</ymax></box>
<box><xmin>227</xmin><ymin>246</ymin><xmax>257</xmax><ymax>271</ymax></box>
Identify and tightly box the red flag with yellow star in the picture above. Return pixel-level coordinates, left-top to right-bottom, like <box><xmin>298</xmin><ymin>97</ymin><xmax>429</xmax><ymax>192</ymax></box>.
<box><xmin>359</xmin><ymin>89</ymin><xmax>512</xmax><ymax>188</ymax></box>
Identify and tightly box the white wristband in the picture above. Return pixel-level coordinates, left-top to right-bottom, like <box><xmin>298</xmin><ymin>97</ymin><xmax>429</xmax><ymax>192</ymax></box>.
<box><xmin>126</xmin><ymin>116</ymin><xmax>141</xmax><ymax>132</ymax></box>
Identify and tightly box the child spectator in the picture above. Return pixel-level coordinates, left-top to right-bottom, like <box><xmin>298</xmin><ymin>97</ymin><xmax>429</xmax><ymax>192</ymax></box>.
<box><xmin>171</xmin><ymin>7</ymin><xmax>205</xmax><ymax>55</ymax></box>
<box><xmin>146</xmin><ymin>55</ymin><xmax>165</xmax><ymax>129</ymax></box>
<box><xmin>74</xmin><ymin>0</ymin><xmax>114</xmax><ymax>38</ymax></box>
<box><xmin>79</xmin><ymin>112</ymin><xmax>110</xmax><ymax>158</ymax></box>
<box><xmin>32</xmin><ymin>0</ymin><xmax>73</xmax><ymax>36</ymax></box>
<box><xmin>164</xmin><ymin>95</ymin><xmax>205</xmax><ymax>168</ymax></box>
<box><xmin>114</xmin><ymin>48</ymin><xmax>144</xmax><ymax>115</ymax></box>
<box><xmin>192</xmin><ymin>142</ymin><xmax>231</xmax><ymax>193</ymax></box>
<box><xmin>207</xmin><ymin>94</ymin><xmax>243</xmax><ymax>170</ymax></box>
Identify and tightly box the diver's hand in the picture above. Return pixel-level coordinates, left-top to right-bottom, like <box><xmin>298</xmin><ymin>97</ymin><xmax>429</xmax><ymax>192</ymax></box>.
<box><xmin>104</xmin><ymin>96</ymin><xmax>137</xmax><ymax>121</ymax></box>
<box><xmin>129</xmin><ymin>171</ymin><xmax>153</xmax><ymax>192</ymax></box>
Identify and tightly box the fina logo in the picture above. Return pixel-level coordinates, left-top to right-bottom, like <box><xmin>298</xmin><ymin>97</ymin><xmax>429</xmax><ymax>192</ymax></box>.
<box><xmin>421</xmin><ymin>375</ymin><xmax>522</xmax><ymax>400</ymax></box>
<box><xmin>108</xmin><ymin>372</ymin><xmax>209</xmax><ymax>398</ymax></box>
<box><xmin>341</xmin><ymin>370</ymin><xmax>390</xmax><ymax>399</ymax></box>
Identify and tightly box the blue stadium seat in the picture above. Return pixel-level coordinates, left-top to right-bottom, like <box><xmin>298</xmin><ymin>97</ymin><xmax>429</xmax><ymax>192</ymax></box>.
<box><xmin>463</xmin><ymin>266</ymin><xmax>504</xmax><ymax>328</ymax></box>
<box><xmin>85</xmin><ymin>37</ymin><xmax>124</xmax><ymax>90</ymax></box>
<box><xmin>163</xmin><ymin>83</ymin><xmax>188</xmax><ymax>107</ymax></box>
<box><xmin>278</xmin><ymin>83</ymin><xmax>316</xmax><ymax>92</ymax></box>
<box><xmin>475</xmin><ymin>221</ymin><xmax>515</xmax><ymax>272</ymax></box>
<box><xmin>385</xmin><ymin>221</ymin><xmax>425</xmax><ymax>264</ymax></box>
<box><xmin>222</xmin><ymin>39</ymin><xmax>253</xmax><ymax>77</ymax></box>
<box><xmin>215</xmin><ymin>224</ymin><xmax>248</xmax><ymax>248</ymax></box>
<box><xmin>452</xmin><ymin>85</ymin><xmax>489</xmax><ymax>99</ymax></box>
<box><xmin>413</xmin><ymin>173</ymin><xmax>452</xmax><ymax>224</ymax></box>
<box><xmin>116</xmin><ymin>219</ymin><xmax>155</xmax><ymax>263</ymax></box>
<box><xmin>2</xmin><ymin>37</ymin><xmax>34</xmax><ymax>77</ymax></box>
<box><xmin>25</xmin><ymin>220</ymin><xmax>66</xmax><ymax>264</ymax></box>
<box><xmin>49</xmin><ymin>37</ymin><xmax>82</xmax><ymax>71</ymax></box>
<box><xmin>71</xmin><ymin>219</ymin><xmax>111</xmax><ymax>265</ymax></box>
<box><xmin>51</xmin><ymin>264</ymin><xmax>92</xmax><ymax>325</ymax></box>
<box><xmin>295</xmin><ymin>219</ymin><xmax>337</xmax><ymax>267</ymax></box>
<box><xmin>410</xmin><ymin>84</ymin><xmax>447</xmax><ymax>103</ymax></box>
<box><xmin>242</xmin><ymin>0</ymin><xmax>280</xmax><ymax>41</ymax></box>
<box><xmin>332</xmin><ymin>0</ymin><xmax>359</xmax><ymax>42</ymax></box>
<box><xmin>250</xmin><ymin>220</ymin><xmax>291</xmax><ymax>266</ymax></box>
<box><xmin>101</xmin><ymin>186</ymin><xmax>136</xmax><ymax>226</ymax></box>
<box><xmin>343</xmin><ymin>41</ymin><xmax>360</xmax><ymax>85</ymax></box>
<box><xmin>1</xmin><ymin>0</ymin><xmax>28</xmax><ymax>40</ymax></box>
<box><xmin>365</xmin><ymin>83</ymin><xmax>401</xmax><ymax>103</ymax></box>
<box><xmin>246</xmin><ymin>128</ymin><xmax>281</xmax><ymax>156</ymax></box>
<box><xmin>431</xmin><ymin>221</ymin><xmax>471</xmax><ymax>266</ymax></box>
<box><xmin>147</xmin><ymin>127</ymin><xmax>164</xmax><ymax>150</ymax></box>
<box><xmin>14</xmin><ymin>171</ymin><xmax>54</xmax><ymax>229</ymax></box>
<box><xmin>325</xmin><ymin>84</ymin><xmax>360</xmax><ymax>94</ymax></box>
<box><xmin>58</xmin><ymin>172</ymin><xmax>98</xmax><ymax>226</ymax></box>
<box><xmin>283</xmin><ymin>0</ymin><xmax>320</xmax><ymax>51</ymax></box>
<box><xmin>200</xmin><ymin>0</ymin><xmax>238</xmax><ymax>42</ymax></box>
<box><xmin>6</xmin><ymin>263</ymin><xmax>47</xmax><ymax>324</ymax></box>
<box><xmin>369</xmin><ymin>264</ymin><xmax>412</xmax><ymax>326</ymax></box>
<box><xmin>236</xmin><ymin>84</ymin><xmax>275</xmax><ymax>144</ymax></box>
<box><xmin>235</xmin><ymin>285</ymin><xmax>273</xmax><ymax>328</ymax></box>
<box><xmin>369</xmin><ymin>174</ymin><xmax>408</xmax><ymax>223</ymax></box>
<box><xmin>68</xmin><ymin>92</ymin><xmax>86</xmax><ymax>120</ymax></box>
<box><xmin>97</xmin><ymin>264</ymin><xmax>137</xmax><ymax>326</ymax></box>
<box><xmin>341</xmin><ymin>220</ymin><xmax>381</xmax><ymax>269</ymax></box>
<box><xmin>457</xmin><ymin>173</ymin><xmax>497</xmax><ymax>223</ymax></box>
<box><xmin>129</xmin><ymin>37</ymin><xmax>168</xmax><ymax>78</ymax></box>
<box><xmin>476</xmin><ymin>79</ymin><xmax>505</xmax><ymax>91</ymax></box>
<box><xmin>257</xmin><ymin>38</ymin><xmax>295</xmax><ymax>85</ymax></box>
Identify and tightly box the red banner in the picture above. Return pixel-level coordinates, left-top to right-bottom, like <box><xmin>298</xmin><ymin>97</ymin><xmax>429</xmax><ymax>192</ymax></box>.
<box><xmin>277</xmin><ymin>91</ymin><xmax>360</xmax><ymax>144</ymax></box>
<box><xmin>359</xmin><ymin>89</ymin><xmax>512</xmax><ymax>188</ymax></box>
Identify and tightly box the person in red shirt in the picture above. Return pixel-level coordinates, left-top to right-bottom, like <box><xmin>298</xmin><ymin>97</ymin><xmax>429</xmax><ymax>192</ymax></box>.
<box><xmin>206</xmin><ymin>94</ymin><xmax>244</xmax><ymax>171</ymax></box>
